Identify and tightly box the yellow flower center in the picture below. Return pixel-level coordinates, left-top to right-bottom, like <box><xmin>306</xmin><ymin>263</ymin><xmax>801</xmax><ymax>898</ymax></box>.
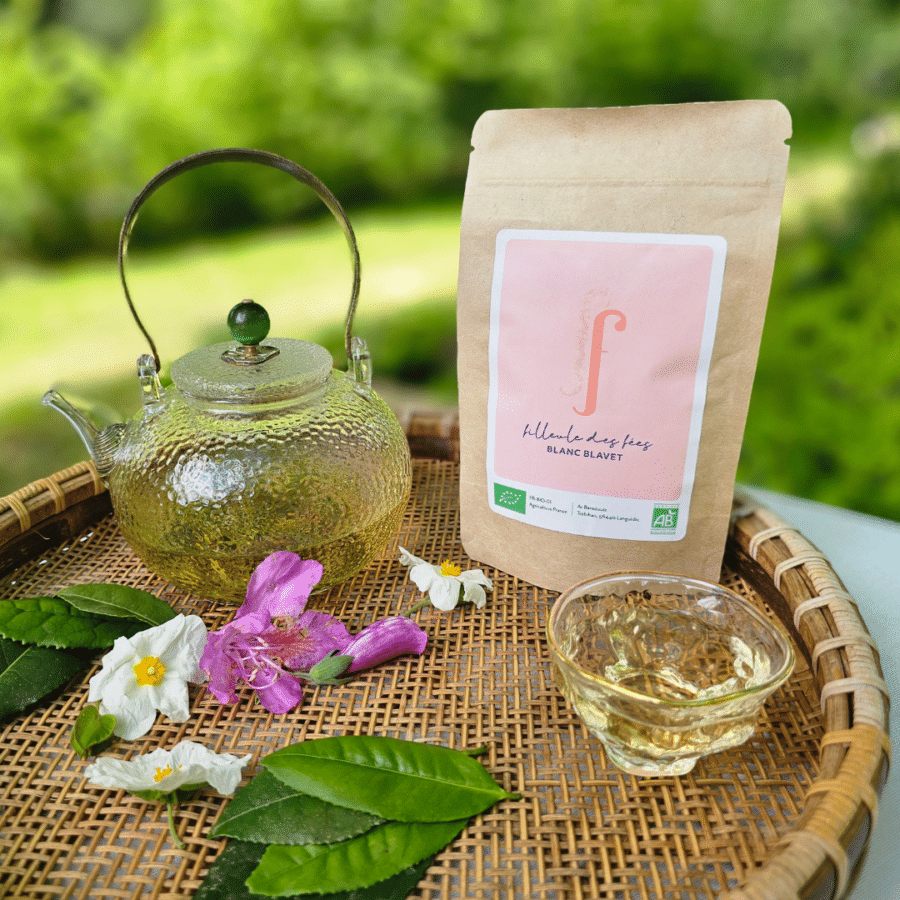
<box><xmin>439</xmin><ymin>560</ymin><xmax>462</xmax><ymax>577</ymax></box>
<box><xmin>133</xmin><ymin>656</ymin><xmax>166</xmax><ymax>687</ymax></box>
<box><xmin>154</xmin><ymin>765</ymin><xmax>174</xmax><ymax>783</ymax></box>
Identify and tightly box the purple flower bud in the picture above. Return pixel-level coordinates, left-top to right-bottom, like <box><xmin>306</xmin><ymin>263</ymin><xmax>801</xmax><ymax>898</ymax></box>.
<box><xmin>344</xmin><ymin>617</ymin><xmax>428</xmax><ymax>674</ymax></box>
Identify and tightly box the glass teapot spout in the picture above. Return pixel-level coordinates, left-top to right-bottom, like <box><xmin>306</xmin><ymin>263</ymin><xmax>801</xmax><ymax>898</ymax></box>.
<box><xmin>41</xmin><ymin>389</ymin><xmax>126</xmax><ymax>478</ymax></box>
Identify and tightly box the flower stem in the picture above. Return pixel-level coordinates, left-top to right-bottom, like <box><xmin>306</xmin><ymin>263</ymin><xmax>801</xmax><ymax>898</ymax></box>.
<box><xmin>166</xmin><ymin>801</ymin><xmax>185</xmax><ymax>850</ymax></box>
<box><xmin>402</xmin><ymin>598</ymin><xmax>431</xmax><ymax>617</ymax></box>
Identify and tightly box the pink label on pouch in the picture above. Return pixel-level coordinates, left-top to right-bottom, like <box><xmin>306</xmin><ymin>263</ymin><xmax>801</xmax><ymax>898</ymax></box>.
<box><xmin>487</xmin><ymin>230</ymin><xmax>727</xmax><ymax>540</ymax></box>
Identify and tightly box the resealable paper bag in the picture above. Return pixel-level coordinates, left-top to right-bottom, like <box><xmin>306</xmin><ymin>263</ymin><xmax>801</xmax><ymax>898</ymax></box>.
<box><xmin>456</xmin><ymin>102</ymin><xmax>791</xmax><ymax>590</ymax></box>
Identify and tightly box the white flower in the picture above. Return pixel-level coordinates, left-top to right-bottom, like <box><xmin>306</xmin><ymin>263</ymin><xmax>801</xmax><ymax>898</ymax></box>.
<box><xmin>84</xmin><ymin>741</ymin><xmax>251</xmax><ymax>796</ymax></box>
<box><xmin>87</xmin><ymin>614</ymin><xmax>208</xmax><ymax>740</ymax></box>
<box><xmin>398</xmin><ymin>547</ymin><xmax>493</xmax><ymax>611</ymax></box>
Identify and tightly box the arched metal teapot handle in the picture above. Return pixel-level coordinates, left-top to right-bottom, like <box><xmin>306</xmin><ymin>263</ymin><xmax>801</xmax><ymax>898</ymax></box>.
<box><xmin>118</xmin><ymin>148</ymin><xmax>361</xmax><ymax>373</ymax></box>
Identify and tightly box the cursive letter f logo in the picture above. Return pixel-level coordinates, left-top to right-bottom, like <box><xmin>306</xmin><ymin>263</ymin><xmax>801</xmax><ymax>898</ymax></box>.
<box><xmin>573</xmin><ymin>309</ymin><xmax>627</xmax><ymax>417</ymax></box>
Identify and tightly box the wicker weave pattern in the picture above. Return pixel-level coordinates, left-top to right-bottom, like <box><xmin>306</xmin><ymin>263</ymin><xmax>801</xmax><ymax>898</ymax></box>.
<box><xmin>722</xmin><ymin>493</ymin><xmax>890</xmax><ymax>900</ymax></box>
<box><xmin>0</xmin><ymin>438</ymin><xmax>889</xmax><ymax>900</ymax></box>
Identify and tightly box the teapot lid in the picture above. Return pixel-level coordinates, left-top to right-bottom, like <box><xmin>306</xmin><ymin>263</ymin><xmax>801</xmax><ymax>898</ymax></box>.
<box><xmin>170</xmin><ymin>300</ymin><xmax>332</xmax><ymax>404</ymax></box>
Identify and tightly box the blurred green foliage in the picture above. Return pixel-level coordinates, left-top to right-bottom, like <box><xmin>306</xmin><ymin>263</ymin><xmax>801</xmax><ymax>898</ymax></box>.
<box><xmin>317</xmin><ymin>298</ymin><xmax>458</xmax><ymax>400</ymax></box>
<box><xmin>2</xmin><ymin>0</ymin><xmax>900</xmax><ymax>520</ymax></box>
<box><xmin>3</xmin><ymin>0</ymin><xmax>900</xmax><ymax>259</ymax></box>
<box><xmin>741</xmin><ymin>150</ymin><xmax>900</xmax><ymax>520</ymax></box>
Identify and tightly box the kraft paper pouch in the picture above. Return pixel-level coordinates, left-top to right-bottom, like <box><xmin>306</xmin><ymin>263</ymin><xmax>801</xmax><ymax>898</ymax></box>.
<box><xmin>456</xmin><ymin>102</ymin><xmax>791</xmax><ymax>591</ymax></box>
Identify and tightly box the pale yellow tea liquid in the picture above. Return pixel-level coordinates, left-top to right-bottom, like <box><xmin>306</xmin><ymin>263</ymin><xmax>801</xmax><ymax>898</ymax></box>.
<box><xmin>555</xmin><ymin>607</ymin><xmax>772</xmax><ymax>775</ymax></box>
<box><xmin>126</xmin><ymin>496</ymin><xmax>408</xmax><ymax>603</ymax></box>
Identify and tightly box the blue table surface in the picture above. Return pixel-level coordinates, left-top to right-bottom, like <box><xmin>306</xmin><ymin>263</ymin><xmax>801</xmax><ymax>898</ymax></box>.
<box><xmin>743</xmin><ymin>486</ymin><xmax>898</xmax><ymax>900</ymax></box>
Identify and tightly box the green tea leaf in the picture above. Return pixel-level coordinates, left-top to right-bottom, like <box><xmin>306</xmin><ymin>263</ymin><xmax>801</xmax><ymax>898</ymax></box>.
<box><xmin>196</xmin><ymin>841</ymin><xmax>266</xmax><ymax>900</ymax></box>
<box><xmin>58</xmin><ymin>583</ymin><xmax>176</xmax><ymax>626</ymax></box>
<box><xmin>71</xmin><ymin>704</ymin><xmax>116</xmax><ymax>758</ymax></box>
<box><xmin>210</xmin><ymin>769</ymin><xmax>383</xmax><ymax>845</ymax></box>
<box><xmin>0</xmin><ymin>636</ymin><xmax>87</xmax><ymax>719</ymax></box>
<box><xmin>0</xmin><ymin>597</ymin><xmax>143</xmax><ymax>649</ymax></box>
<box><xmin>263</xmin><ymin>735</ymin><xmax>517</xmax><ymax>822</ymax></box>
<box><xmin>197</xmin><ymin>840</ymin><xmax>433</xmax><ymax>900</ymax></box>
<box><xmin>247</xmin><ymin>820</ymin><xmax>465</xmax><ymax>897</ymax></box>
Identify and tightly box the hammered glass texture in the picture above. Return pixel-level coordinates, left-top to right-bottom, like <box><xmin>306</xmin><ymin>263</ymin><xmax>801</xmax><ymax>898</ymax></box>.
<box><xmin>108</xmin><ymin>373</ymin><xmax>411</xmax><ymax>601</ymax></box>
<box><xmin>170</xmin><ymin>338</ymin><xmax>333</xmax><ymax>404</ymax></box>
<box><xmin>548</xmin><ymin>574</ymin><xmax>795</xmax><ymax>776</ymax></box>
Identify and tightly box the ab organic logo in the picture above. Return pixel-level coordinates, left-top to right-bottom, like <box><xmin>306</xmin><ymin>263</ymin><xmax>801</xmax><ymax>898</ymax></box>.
<box><xmin>651</xmin><ymin>505</ymin><xmax>679</xmax><ymax>532</ymax></box>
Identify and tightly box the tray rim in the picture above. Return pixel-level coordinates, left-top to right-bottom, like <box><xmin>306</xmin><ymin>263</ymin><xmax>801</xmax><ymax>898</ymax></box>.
<box><xmin>0</xmin><ymin>413</ymin><xmax>890</xmax><ymax>900</ymax></box>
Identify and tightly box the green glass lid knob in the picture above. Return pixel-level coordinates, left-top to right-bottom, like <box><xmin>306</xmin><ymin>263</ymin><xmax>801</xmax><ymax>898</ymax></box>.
<box><xmin>228</xmin><ymin>299</ymin><xmax>270</xmax><ymax>345</ymax></box>
<box><xmin>222</xmin><ymin>299</ymin><xmax>279</xmax><ymax>365</ymax></box>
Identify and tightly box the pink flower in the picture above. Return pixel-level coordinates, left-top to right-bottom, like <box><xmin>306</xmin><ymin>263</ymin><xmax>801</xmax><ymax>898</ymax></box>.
<box><xmin>344</xmin><ymin>617</ymin><xmax>428</xmax><ymax>673</ymax></box>
<box><xmin>200</xmin><ymin>552</ymin><xmax>349</xmax><ymax>714</ymax></box>
<box><xmin>200</xmin><ymin>552</ymin><xmax>429</xmax><ymax>715</ymax></box>
<box><xmin>200</xmin><ymin>610</ymin><xmax>351</xmax><ymax>714</ymax></box>
<box><xmin>242</xmin><ymin>552</ymin><xmax>324</xmax><ymax>618</ymax></box>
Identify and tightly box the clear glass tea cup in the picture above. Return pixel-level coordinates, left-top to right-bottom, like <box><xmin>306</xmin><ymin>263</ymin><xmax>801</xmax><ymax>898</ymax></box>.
<box><xmin>546</xmin><ymin>572</ymin><xmax>795</xmax><ymax>777</ymax></box>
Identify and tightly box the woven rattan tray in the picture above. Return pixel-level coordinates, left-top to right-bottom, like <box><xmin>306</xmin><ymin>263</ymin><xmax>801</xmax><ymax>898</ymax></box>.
<box><xmin>0</xmin><ymin>412</ymin><xmax>890</xmax><ymax>900</ymax></box>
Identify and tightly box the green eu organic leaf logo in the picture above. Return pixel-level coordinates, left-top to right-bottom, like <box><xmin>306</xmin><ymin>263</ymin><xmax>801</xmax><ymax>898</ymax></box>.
<box><xmin>651</xmin><ymin>505</ymin><xmax>679</xmax><ymax>531</ymax></box>
<box><xmin>494</xmin><ymin>484</ymin><xmax>526</xmax><ymax>514</ymax></box>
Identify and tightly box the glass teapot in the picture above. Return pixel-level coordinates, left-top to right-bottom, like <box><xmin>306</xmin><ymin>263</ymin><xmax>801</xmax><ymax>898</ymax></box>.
<box><xmin>43</xmin><ymin>149</ymin><xmax>412</xmax><ymax>601</ymax></box>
